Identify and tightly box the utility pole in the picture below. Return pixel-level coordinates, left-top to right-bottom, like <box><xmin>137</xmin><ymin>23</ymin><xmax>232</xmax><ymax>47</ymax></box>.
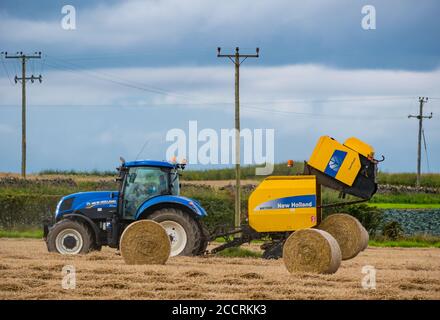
<box><xmin>2</xmin><ymin>51</ymin><xmax>42</xmax><ymax>178</ymax></box>
<box><xmin>217</xmin><ymin>47</ymin><xmax>259</xmax><ymax>230</ymax></box>
<box><xmin>408</xmin><ymin>97</ymin><xmax>432</xmax><ymax>187</ymax></box>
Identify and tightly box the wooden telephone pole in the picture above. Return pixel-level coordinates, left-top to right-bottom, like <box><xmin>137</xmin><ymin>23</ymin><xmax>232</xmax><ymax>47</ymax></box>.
<box><xmin>2</xmin><ymin>52</ymin><xmax>42</xmax><ymax>178</ymax></box>
<box><xmin>408</xmin><ymin>97</ymin><xmax>432</xmax><ymax>187</ymax></box>
<box><xmin>217</xmin><ymin>47</ymin><xmax>259</xmax><ymax>230</ymax></box>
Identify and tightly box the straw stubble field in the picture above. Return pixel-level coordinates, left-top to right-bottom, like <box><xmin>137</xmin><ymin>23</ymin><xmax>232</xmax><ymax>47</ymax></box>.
<box><xmin>1</xmin><ymin>238</ymin><xmax>440</xmax><ymax>300</ymax></box>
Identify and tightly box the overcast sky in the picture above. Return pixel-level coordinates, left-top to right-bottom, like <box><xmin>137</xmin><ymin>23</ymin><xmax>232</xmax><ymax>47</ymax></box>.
<box><xmin>0</xmin><ymin>0</ymin><xmax>439</xmax><ymax>173</ymax></box>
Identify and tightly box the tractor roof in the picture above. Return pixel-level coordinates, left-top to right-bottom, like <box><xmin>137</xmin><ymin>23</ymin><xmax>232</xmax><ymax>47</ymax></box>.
<box><xmin>123</xmin><ymin>160</ymin><xmax>175</xmax><ymax>169</ymax></box>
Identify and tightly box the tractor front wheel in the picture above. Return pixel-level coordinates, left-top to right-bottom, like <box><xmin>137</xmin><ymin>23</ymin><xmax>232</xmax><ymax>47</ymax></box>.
<box><xmin>46</xmin><ymin>219</ymin><xmax>94</xmax><ymax>255</ymax></box>
<box><xmin>148</xmin><ymin>208</ymin><xmax>204</xmax><ymax>257</ymax></box>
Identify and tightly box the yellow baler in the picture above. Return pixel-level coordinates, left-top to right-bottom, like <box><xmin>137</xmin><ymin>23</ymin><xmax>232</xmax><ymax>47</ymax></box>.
<box><xmin>249</xmin><ymin>175</ymin><xmax>320</xmax><ymax>233</ymax></box>
<box><xmin>211</xmin><ymin>135</ymin><xmax>381</xmax><ymax>271</ymax></box>
<box><xmin>248</xmin><ymin>136</ymin><xmax>378</xmax><ymax>233</ymax></box>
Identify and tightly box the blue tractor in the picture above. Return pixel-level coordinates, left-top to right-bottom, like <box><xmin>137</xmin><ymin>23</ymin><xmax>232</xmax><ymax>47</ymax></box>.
<box><xmin>44</xmin><ymin>159</ymin><xmax>210</xmax><ymax>257</ymax></box>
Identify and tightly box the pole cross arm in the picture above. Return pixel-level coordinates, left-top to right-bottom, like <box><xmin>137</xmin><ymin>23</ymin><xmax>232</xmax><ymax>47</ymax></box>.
<box><xmin>217</xmin><ymin>47</ymin><xmax>259</xmax><ymax>57</ymax></box>
<box><xmin>425</xmin><ymin>112</ymin><xmax>433</xmax><ymax>119</ymax></box>
<box><xmin>15</xmin><ymin>75</ymin><xmax>43</xmax><ymax>82</ymax></box>
<box><xmin>3</xmin><ymin>52</ymin><xmax>42</xmax><ymax>59</ymax></box>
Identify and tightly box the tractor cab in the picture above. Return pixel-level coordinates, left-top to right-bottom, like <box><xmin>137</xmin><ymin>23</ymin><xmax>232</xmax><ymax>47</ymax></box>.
<box><xmin>117</xmin><ymin>160</ymin><xmax>184</xmax><ymax>219</ymax></box>
<box><xmin>46</xmin><ymin>158</ymin><xmax>209</xmax><ymax>257</ymax></box>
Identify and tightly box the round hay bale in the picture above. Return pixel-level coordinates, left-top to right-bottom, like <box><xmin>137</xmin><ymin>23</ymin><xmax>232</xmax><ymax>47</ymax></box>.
<box><xmin>317</xmin><ymin>213</ymin><xmax>364</xmax><ymax>260</ymax></box>
<box><xmin>360</xmin><ymin>224</ymin><xmax>369</xmax><ymax>251</ymax></box>
<box><xmin>283</xmin><ymin>228</ymin><xmax>341</xmax><ymax>274</ymax></box>
<box><xmin>119</xmin><ymin>220</ymin><xmax>171</xmax><ymax>265</ymax></box>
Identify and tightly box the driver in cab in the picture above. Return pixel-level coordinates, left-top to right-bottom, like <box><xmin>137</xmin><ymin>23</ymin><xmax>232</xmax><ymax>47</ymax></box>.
<box><xmin>124</xmin><ymin>169</ymin><xmax>168</xmax><ymax>217</ymax></box>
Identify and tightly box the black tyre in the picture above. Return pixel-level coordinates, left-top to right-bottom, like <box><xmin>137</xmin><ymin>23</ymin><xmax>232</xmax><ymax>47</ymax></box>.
<box><xmin>46</xmin><ymin>219</ymin><xmax>94</xmax><ymax>255</ymax></box>
<box><xmin>148</xmin><ymin>208</ymin><xmax>204</xmax><ymax>257</ymax></box>
<box><xmin>196</xmin><ymin>222</ymin><xmax>210</xmax><ymax>255</ymax></box>
<box><xmin>92</xmin><ymin>243</ymin><xmax>102</xmax><ymax>251</ymax></box>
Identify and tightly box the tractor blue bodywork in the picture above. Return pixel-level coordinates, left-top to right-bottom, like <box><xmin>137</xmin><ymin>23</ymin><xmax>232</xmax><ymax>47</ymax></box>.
<box><xmin>134</xmin><ymin>195</ymin><xmax>207</xmax><ymax>219</ymax></box>
<box><xmin>55</xmin><ymin>191</ymin><xmax>118</xmax><ymax>219</ymax></box>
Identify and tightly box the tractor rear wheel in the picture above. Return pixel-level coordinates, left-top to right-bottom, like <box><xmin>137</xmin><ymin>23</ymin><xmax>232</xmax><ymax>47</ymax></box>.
<box><xmin>148</xmin><ymin>208</ymin><xmax>204</xmax><ymax>257</ymax></box>
<box><xmin>46</xmin><ymin>219</ymin><xmax>94</xmax><ymax>255</ymax></box>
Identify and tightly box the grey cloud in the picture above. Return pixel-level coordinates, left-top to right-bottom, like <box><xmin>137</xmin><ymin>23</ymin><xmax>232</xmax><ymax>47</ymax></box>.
<box><xmin>0</xmin><ymin>0</ymin><xmax>439</xmax><ymax>70</ymax></box>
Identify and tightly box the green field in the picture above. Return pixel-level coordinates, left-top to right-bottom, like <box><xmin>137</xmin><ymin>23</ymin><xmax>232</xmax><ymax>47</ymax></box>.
<box><xmin>369</xmin><ymin>240</ymin><xmax>440</xmax><ymax>248</ymax></box>
<box><xmin>0</xmin><ymin>229</ymin><xmax>43</xmax><ymax>238</ymax></box>
<box><xmin>369</xmin><ymin>203</ymin><xmax>440</xmax><ymax>209</ymax></box>
<box><xmin>370</xmin><ymin>192</ymin><xmax>440</xmax><ymax>204</ymax></box>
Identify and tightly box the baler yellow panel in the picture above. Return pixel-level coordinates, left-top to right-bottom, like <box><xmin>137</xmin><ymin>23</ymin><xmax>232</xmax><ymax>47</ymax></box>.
<box><xmin>248</xmin><ymin>176</ymin><xmax>318</xmax><ymax>233</ymax></box>
<box><xmin>307</xmin><ymin>136</ymin><xmax>361</xmax><ymax>186</ymax></box>
<box><xmin>344</xmin><ymin>137</ymin><xmax>375</xmax><ymax>159</ymax></box>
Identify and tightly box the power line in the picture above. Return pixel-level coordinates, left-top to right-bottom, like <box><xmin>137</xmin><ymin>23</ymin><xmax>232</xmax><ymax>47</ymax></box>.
<box><xmin>239</xmin><ymin>96</ymin><xmax>415</xmax><ymax>104</ymax></box>
<box><xmin>0</xmin><ymin>56</ymin><xmax>14</xmax><ymax>85</ymax></box>
<box><xmin>38</xmin><ymin>55</ymin><xmax>421</xmax><ymax>107</ymax></box>
<box><xmin>2</xmin><ymin>55</ymin><xmax>434</xmax><ymax>121</ymax></box>
<box><xmin>10</xmin><ymin>57</ymin><xmax>18</xmax><ymax>76</ymax></box>
<box><xmin>0</xmin><ymin>100</ymin><xmax>425</xmax><ymax>110</ymax></box>
<box><xmin>2</xmin><ymin>57</ymin><xmax>422</xmax><ymax>108</ymax></box>
<box><xmin>44</xmin><ymin>47</ymin><xmax>218</xmax><ymax>60</ymax></box>
<box><xmin>44</xmin><ymin>60</ymin><xmax>181</xmax><ymax>98</ymax></box>
<box><xmin>0</xmin><ymin>102</ymin><xmax>414</xmax><ymax>121</ymax></box>
<box><xmin>135</xmin><ymin>139</ymin><xmax>150</xmax><ymax>161</ymax></box>
<box><xmin>31</xmin><ymin>58</ymin><xmax>35</xmax><ymax>76</ymax></box>
<box><xmin>240</xmin><ymin>104</ymin><xmax>404</xmax><ymax>120</ymax></box>
<box><xmin>40</xmin><ymin>55</ymin><xmax>46</xmax><ymax>76</ymax></box>
<box><xmin>44</xmin><ymin>55</ymin><xmax>197</xmax><ymax>101</ymax></box>
<box><xmin>422</xmin><ymin>129</ymin><xmax>430</xmax><ymax>173</ymax></box>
